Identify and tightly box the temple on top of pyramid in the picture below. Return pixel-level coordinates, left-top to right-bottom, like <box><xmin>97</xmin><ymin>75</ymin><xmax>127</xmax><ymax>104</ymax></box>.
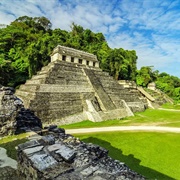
<box><xmin>51</xmin><ymin>45</ymin><xmax>100</xmax><ymax>68</ymax></box>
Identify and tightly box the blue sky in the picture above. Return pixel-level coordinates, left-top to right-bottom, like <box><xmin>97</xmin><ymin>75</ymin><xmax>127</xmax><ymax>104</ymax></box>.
<box><xmin>1</xmin><ymin>0</ymin><xmax>180</xmax><ymax>77</ymax></box>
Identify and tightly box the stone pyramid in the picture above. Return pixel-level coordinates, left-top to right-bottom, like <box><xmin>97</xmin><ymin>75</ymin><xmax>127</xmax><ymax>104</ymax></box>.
<box><xmin>16</xmin><ymin>45</ymin><xmax>146</xmax><ymax>125</ymax></box>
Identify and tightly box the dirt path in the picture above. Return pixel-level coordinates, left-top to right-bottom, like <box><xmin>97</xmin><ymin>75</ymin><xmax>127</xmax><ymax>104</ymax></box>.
<box><xmin>158</xmin><ymin>108</ymin><xmax>180</xmax><ymax>112</ymax></box>
<box><xmin>66</xmin><ymin>126</ymin><xmax>180</xmax><ymax>134</ymax></box>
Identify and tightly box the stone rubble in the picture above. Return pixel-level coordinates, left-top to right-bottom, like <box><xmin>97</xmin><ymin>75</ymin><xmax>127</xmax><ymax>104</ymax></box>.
<box><xmin>17</xmin><ymin>125</ymin><xmax>145</xmax><ymax>180</ymax></box>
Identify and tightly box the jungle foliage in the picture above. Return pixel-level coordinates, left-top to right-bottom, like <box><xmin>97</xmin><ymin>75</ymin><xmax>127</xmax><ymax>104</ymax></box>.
<box><xmin>0</xmin><ymin>16</ymin><xmax>137</xmax><ymax>86</ymax></box>
<box><xmin>0</xmin><ymin>16</ymin><xmax>180</xmax><ymax>101</ymax></box>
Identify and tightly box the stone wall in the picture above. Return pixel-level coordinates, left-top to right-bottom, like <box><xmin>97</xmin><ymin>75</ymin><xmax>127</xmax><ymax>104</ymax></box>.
<box><xmin>0</xmin><ymin>86</ymin><xmax>22</xmax><ymax>135</ymax></box>
<box><xmin>17</xmin><ymin>125</ymin><xmax>145</xmax><ymax>180</ymax></box>
<box><xmin>0</xmin><ymin>86</ymin><xmax>42</xmax><ymax>136</ymax></box>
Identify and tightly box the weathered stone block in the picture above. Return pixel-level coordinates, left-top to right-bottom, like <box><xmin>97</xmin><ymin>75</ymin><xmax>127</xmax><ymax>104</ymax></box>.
<box><xmin>55</xmin><ymin>144</ymin><xmax>76</xmax><ymax>161</ymax></box>
<box><xmin>29</xmin><ymin>154</ymin><xmax>57</xmax><ymax>171</ymax></box>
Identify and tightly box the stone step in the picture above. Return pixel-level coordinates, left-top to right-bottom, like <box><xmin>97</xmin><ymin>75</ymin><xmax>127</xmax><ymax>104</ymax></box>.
<box><xmin>31</xmin><ymin>74</ymin><xmax>48</xmax><ymax>80</ymax></box>
<box><xmin>54</xmin><ymin>80</ymin><xmax>89</xmax><ymax>86</ymax></box>
<box><xmin>40</xmin><ymin>106</ymin><xmax>83</xmax><ymax>119</ymax></box>
<box><xmin>26</xmin><ymin>79</ymin><xmax>46</xmax><ymax>84</ymax></box>
<box><xmin>96</xmin><ymin>76</ymin><xmax>114</xmax><ymax>81</ymax></box>
<box><xmin>49</xmin><ymin>100</ymin><xmax>82</xmax><ymax>107</ymax></box>
<box><xmin>37</xmin><ymin>70</ymin><xmax>50</xmax><ymax>75</ymax></box>
<box><xmin>33</xmin><ymin>92</ymin><xmax>82</xmax><ymax>101</ymax></box>
<box><xmin>107</xmin><ymin>90</ymin><xmax>139</xmax><ymax>95</ymax></box>
<box><xmin>109</xmin><ymin>94</ymin><xmax>140</xmax><ymax>102</ymax></box>
<box><xmin>45</xmin><ymin>74</ymin><xmax>87</xmax><ymax>80</ymax></box>
<box><xmin>18</xmin><ymin>84</ymin><xmax>40</xmax><ymax>92</ymax></box>
<box><xmin>93</xmin><ymin>71</ymin><xmax>110</xmax><ymax>76</ymax></box>
<box><xmin>16</xmin><ymin>90</ymin><xmax>36</xmax><ymax>99</ymax></box>
<box><xmin>100</xmin><ymin>82</ymin><xmax>124</xmax><ymax>89</ymax></box>
<box><xmin>40</xmin><ymin>62</ymin><xmax>55</xmax><ymax>71</ymax></box>
<box><xmin>38</xmin><ymin>85</ymin><xmax>93</xmax><ymax>93</ymax></box>
<box><xmin>103</xmin><ymin>88</ymin><xmax>126</xmax><ymax>94</ymax></box>
<box><xmin>48</xmin><ymin>106</ymin><xmax>82</xmax><ymax>115</ymax></box>
<box><xmin>15</xmin><ymin>90</ymin><xmax>35</xmax><ymax>108</ymax></box>
<box><xmin>54</xmin><ymin>74</ymin><xmax>88</xmax><ymax>81</ymax></box>
<box><xmin>32</xmin><ymin>102</ymin><xmax>83</xmax><ymax>111</ymax></box>
<box><xmin>36</xmin><ymin>68</ymin><xmax>52</xmax><ymax>76</ymax></box>
<box><xmin>50</xmin><ymin>68</ymin><xmax>84</xmax><ymax>76</ymax></box>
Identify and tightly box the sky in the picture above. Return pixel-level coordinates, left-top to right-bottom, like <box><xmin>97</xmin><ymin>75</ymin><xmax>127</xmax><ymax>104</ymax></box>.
<box><xmin>0</xmin><ymin>0</ymin><xmax>180</xmax><ymax>77</ymax></box>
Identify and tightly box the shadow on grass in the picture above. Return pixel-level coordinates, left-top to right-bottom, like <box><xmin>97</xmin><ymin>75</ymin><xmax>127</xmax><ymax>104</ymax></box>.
<box><xmin>81</xmin><ymin>137</ymin><xmax>175</xmax><ymax>180</ymax></box>
<box><xmin>0</xmin><ymin>138</ymin><xmax>27</xmax><ymax>160</ymax></box>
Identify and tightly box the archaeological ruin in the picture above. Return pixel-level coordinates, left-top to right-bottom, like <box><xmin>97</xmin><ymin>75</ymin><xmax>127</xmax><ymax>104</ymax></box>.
<box><xmin>15</xmin><ymin>45</ymin><xmax>150</xmax><ymax>125</ymax></box>
<box><xmin>17</xmin><ymin>125</ymin><xmax>145</xmax><ymax>180</ymax></box>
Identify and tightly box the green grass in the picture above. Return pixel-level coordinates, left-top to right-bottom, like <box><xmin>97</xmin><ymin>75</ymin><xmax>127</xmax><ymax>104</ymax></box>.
<box><xmin>161</xmin><ymin>103</ymin><xmax>180</xmax><ymax>110</ymax></box>
<box><xmin>76</xmin><ymin>132</ymin><xmax>180</xmax><ymax>179</ymax></box>
<box><xmin>0</xmin><ymin>133</ymin><xmax>29</xmax><ymax>160</ymax></box>
<box><xmin>61</xmin><ymin>108</ymin><xmax>180</xmax><ymax>129</ymax></box>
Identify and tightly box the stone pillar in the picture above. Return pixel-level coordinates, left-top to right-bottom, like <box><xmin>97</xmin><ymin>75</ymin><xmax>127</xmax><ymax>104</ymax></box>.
<box><xmin>95</xmin><ymin>62</ymin><xmax>99</xmax><ymax>68</ymax></box>
<box><xmin>82</xmin><ymin>59</ymin><xmax>86</xmax><ymax>65</ymax></box>
<box><xmin>66</xmin><ymin>56</ymin><xmax>71</xmax><ymax>62</ymax></box>
<box><xmin>74</xmin><ymin>57</ymin><xmax>79</xmax><ymax>63</ymax></box>
<box><xmin>89</xmin><ymin>61</ymin><xmax>93</xmax><ymax>67</ymax></box>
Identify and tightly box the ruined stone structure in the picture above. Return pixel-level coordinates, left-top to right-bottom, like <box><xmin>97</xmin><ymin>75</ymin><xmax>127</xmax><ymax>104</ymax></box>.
<box><xmin>143</xmin><ymin>87</ymin><xmax>174</xmax><ymax>107</ymax></box>
<box><xmin>0</xmin><ymin>86</ymin><xmax>42</xmax><ymax>136</ymax></box>
<box><xmin>17</xmin><ymin>125</ymin><xmax>145</xmax><ymax>179</ymax></box>
<box><xmin>0</xmin><ymin>86</ymin><xmax>22</xmax><ymax>135</ymax></box>
<box><xmin>117</xmin><ymin>81</ymin><xmax>148</xmax><ymax>112</ymax></box>
<box><xmin>16</xmin><ymin>45</ymin><xmax>147</xmax><ymax>125</ymax></box>
<box><xmin>147</xmin><ymin>82</ymin><xmax>156</xmax><ymax>91</ymax></box>
<box><xmin>118</xmin><ymin>81</ymin><xmax>174</xmax><ymax>109</ymax></box>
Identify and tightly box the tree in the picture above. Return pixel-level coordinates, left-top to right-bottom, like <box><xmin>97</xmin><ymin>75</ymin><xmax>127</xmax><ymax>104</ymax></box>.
<box><xmin>136</xmin><ymin>66</ymin><xmax>156</xmax><ymax>87</ymax></box>
<box><xmin>107</xmin><ymin>48</ymin><xmax>137</xmax><ymax>80</ymax></box>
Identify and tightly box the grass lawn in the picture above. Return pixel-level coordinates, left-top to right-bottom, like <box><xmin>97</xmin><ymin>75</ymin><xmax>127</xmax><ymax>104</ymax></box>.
<box><xmin>61</xmin><ymin>108</ymin><xmax>180</xmax><ymax>129</ymax></box>
<box><xmin>161</xmin><ymin>103</ymin><xmax>180</xmax><ymax>110</ymax></box>
<box><xmin>76</xmin><ymin>132</ymin><xmax>180</xmax><ymax>180</ymax></box>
